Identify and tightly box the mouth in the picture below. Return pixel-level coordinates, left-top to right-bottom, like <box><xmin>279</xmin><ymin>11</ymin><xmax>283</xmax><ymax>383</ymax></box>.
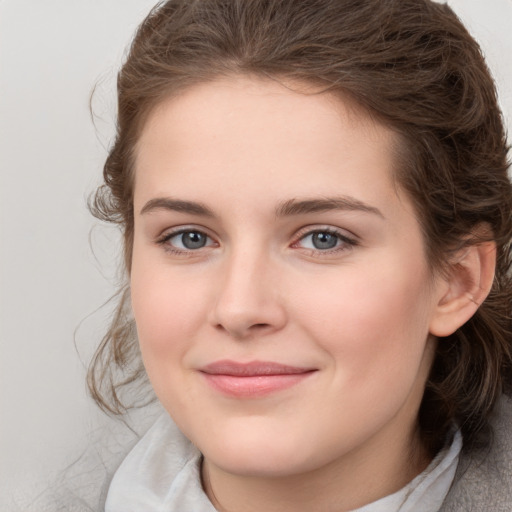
<box><xmin>199</xmin><ymin>360</ymin><xmax>317</xmax><ymax>398</ymax></box>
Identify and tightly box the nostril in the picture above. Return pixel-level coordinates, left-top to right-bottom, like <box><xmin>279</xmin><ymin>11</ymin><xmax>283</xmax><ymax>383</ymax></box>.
<box><xmin>250</xmin><ymin>323</ymin><xmax>271</xmax><ymax>331</ymax></box>
<box><xmin>213</xmin><ymin>321</ymin><xmax>271</xmax><ymax>339</ymax></box>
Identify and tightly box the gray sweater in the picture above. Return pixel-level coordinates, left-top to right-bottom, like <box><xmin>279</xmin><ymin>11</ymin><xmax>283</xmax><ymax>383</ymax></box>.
<box><xmin>440</xmin><ymin>395</ymin><xmax>512</xmax><ymax>511</ymax></box>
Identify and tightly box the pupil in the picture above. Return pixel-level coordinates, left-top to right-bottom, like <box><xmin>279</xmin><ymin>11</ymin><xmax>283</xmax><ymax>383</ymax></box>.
<box><xmin>182</xmin><ymin>232</ymin><xmax>206</xmax><ymax>249</ymax></box>
<box><xmin>312</xmin><ymin>232</ymin><xmax>338</xmax><ymax>250</ymax></box>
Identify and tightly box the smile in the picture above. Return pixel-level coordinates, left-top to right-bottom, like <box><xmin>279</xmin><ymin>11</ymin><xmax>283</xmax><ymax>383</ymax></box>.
<box><xmin>199</xmin><ymin>360</ymin><xmax>317</xmax><ymax>398</ymax></box>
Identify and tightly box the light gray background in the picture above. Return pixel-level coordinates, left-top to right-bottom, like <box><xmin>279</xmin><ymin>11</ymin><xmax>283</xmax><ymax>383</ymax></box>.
<box><xmin>1</xmin><ymin>0</ymin><xmax>511</xmax><ymax>507</ymax></box>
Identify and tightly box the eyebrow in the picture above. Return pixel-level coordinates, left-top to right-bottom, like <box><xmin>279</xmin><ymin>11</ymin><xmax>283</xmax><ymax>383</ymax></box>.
<box><xmin>275</xmin><ymin>197</ymin><xmax>384</xmax><ymax>219</ymax></box>
<box><xmin>140</xmin><ymin>198</ymin><xmax>215</xmax><ymax>217</ymax></box>
<box><xmin>139</xmin><ymin>195</ymin><xmax>384</xmax><ymax>219</ymax></box>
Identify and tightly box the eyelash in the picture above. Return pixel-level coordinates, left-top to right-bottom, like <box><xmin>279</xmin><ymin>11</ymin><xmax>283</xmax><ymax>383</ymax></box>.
<box><xmin>155</xmin><ymin>226</ymin><xmax>358</xmax><ymax>256</ymax></box>
<box><xmin>156</xmin><ymin>228</ymin><xmax>216</xmax><ymax>256</ymax></box>
<box><xmin>291</xmin><ymin>227</ymin><xmax>358</xmax><ymax>255</ymax></box>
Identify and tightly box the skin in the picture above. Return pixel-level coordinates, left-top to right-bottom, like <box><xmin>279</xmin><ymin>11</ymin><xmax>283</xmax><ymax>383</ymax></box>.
<box><xmin>129</xmin><ymin>76</ymin><xmax>477</xmax><ymax>511</ymax></box>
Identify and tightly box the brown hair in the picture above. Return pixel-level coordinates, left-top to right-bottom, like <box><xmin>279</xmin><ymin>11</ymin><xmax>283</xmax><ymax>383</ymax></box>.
<box><xmin>89</xmin><ymin>0</ymin><xmax>512</xmax><ymax>454</ymax></box>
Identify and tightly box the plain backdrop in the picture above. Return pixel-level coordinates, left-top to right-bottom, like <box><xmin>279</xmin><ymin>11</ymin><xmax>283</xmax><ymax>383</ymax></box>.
<box><xmin>1</xmin><ymin>0</ymin><xmax>511</xmax><ymax>508</ymax></box>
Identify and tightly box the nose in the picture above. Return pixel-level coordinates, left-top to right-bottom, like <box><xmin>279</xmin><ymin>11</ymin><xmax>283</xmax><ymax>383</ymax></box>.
<box><xmin>209</xmin><ymin>249</ymin><xmax>287</xmax><ymax>340</ymax></box>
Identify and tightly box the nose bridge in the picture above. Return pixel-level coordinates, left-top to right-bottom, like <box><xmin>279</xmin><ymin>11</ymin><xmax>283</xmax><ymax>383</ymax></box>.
<box><xmin>211</xmin><ymin>241</ymin><xmax>286</xmax><ymax>338</ymax></box>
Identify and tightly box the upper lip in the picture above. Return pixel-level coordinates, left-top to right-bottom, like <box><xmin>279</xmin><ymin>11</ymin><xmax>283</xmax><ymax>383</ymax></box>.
<box><xmin>200</xmin><ymin>360</ymin><xmax>316</xmax><ymax>376</ymax></box>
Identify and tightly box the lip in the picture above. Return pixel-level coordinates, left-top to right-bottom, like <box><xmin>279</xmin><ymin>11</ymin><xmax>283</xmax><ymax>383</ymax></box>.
<box><xmin>199</xmin><ymin>360</ymin><xmax>317</xmax><ymax>398</ymax></box>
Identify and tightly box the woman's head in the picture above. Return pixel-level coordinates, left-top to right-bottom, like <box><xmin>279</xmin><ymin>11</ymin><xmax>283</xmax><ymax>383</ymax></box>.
<box><xmin>89</xmin><ymin>0</ymin><xmax>512</xmax><ymax>455</ymax></box>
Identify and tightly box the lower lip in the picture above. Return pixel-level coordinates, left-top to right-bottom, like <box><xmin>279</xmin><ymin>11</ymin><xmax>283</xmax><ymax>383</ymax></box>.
<box><xmin>201</xmin><ymin>372</ymin><xmax>315</xmax><ymax>398</ymax></box>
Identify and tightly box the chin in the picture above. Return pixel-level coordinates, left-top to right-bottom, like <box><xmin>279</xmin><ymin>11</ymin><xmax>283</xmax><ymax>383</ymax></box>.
<box><xmin>194</xmin><ymin>424</ymin><xmax>321</xmax><ymax>478</ymax></box>
<box><xmin>206</xmin><ymin>447</ymin><xmax>312</xmax><ymax>478</ymax></box>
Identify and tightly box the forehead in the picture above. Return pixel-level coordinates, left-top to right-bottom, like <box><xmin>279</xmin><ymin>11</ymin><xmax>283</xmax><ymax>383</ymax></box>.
<box><xmin>136</xmin><ymin>76</ymin><xmax>395</xmax><ymax>160</ymax></box>
<box><xmin>133</xmin><ymin>76</ymin><xmax>407</xmax><ymax>219</ymax></box>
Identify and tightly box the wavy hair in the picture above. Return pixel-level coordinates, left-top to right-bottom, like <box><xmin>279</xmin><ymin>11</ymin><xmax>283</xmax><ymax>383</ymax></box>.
<box><xmin>88</xmin><ymin>0</ymin><xmax>512</xmax><ymax>454</ymax></box>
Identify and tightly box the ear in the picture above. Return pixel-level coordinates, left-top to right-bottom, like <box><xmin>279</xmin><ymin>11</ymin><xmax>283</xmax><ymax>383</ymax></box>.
<box><xmin>429</xmin><ymin>241</ymin><xmax>496</xmax><ymax>337</ymax></box>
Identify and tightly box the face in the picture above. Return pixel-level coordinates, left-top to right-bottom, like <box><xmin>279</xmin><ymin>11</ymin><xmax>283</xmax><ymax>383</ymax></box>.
<box><xmin>131</xmin><ymin>77</ymin><xmax>444</xmax><ymax>481</ymax></box>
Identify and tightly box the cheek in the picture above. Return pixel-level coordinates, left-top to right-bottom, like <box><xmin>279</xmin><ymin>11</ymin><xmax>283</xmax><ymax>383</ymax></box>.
<box><xmin>130</xmin><ymin>260</ymin><xmax>212</xmax><ymax>416</ymax></box>
<box><xmin>285</xmin><ymin>260</ymin><xmax>436</xmax><ymax>443</ymax></box>
<box><xmin>130</xmin><ymin>254</ymin><xmax>207</xmax><ymax>369</ymax></box>
<box><xmin>291</xmin><ymin>256</ymin><xmax>434</xmax><ymax>380</ymax></box>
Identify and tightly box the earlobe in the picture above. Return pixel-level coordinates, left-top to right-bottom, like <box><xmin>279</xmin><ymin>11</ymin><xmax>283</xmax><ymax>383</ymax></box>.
<box><xmin>429</xmin><ymin>241</ymin><xmax>496</xmax><ymax>337</ymax></box>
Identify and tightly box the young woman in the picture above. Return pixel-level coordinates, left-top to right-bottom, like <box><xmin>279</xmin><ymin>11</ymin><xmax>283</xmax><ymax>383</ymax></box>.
<box><xmin>88</xmin><ymin>0</ymin><xmax>512</xmax><ymax>510</ymax></box>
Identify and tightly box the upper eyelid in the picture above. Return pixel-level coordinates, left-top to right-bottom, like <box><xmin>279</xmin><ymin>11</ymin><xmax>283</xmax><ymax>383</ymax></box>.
<box><xmin>156</xmin><ymin>225</ymin><xmax>214</xmax><ymax>241</ymax></box>
<box><xmin>293</xmin><ymin>225</ymin><xmax>358</xmax><ymax>242</ymax></box>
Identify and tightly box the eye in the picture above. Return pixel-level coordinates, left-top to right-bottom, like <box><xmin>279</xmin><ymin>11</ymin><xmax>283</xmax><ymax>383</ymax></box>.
<box><xmin>175</xmin><ymin>231</ymin><xmax>209</xmax><ymax>250</ymax></box>
<box><xmin>303</xmin><ymin>231</ymin><xmax>339</xmax><ymax>250</ymax></box>
<box><xmin>157</xmin><ymin>228</ymin><xmax>215</xmax><ymax>252</ymax></box>
<box><xmin>293</xmin><ymin>228</ymin><xmax>357</xmax><ymax>253</ymax></box>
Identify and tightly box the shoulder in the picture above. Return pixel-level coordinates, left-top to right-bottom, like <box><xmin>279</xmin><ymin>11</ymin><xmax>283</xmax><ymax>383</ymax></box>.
<box><xmin>6</xmin><ymin>408</ymin><xmax>160</xmax><ymax>512</ymax></box>
<box><xmin>440</xmin><ymin>395</ymin><xmax>512</xmax><ymax>512</ymax></box>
